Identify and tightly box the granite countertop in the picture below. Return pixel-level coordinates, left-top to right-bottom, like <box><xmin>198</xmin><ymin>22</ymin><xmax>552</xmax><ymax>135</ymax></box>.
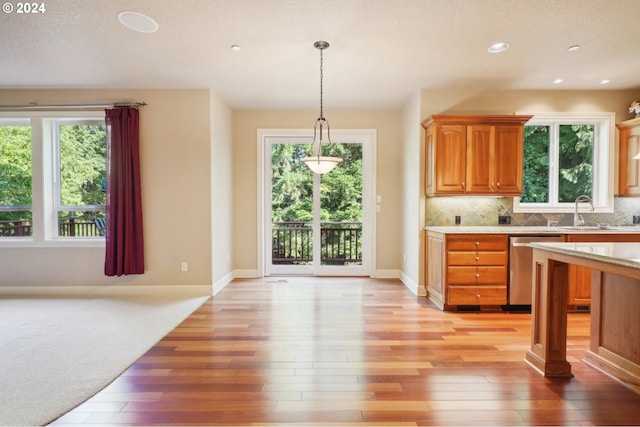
<box><xmin>424</xmin><ymin>225</ymin><xmax>640</xmax><ymax>235</ymax></box>
<box><xmin>529</xmin><ymin>242</ymin><xmax>640</xmax><ymax>270</ymax></box>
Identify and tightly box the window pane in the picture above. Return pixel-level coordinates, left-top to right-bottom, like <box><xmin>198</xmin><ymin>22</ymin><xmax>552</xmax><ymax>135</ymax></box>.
<box><xmin>58</xmin><ymin>123</ymin><xmax>107</xmax><ymax>206</ymax></box>
<box><xmin>58</xmin><ymin>211</ymin><xmax>105</xmax><ymax>237</ymax></box>
<box><xmin>0</xmin><ymin>124</ymin><xmax>33</xmax><ymax>236</ymax></box>
<box><xmin>558</xmin><ymin>124</ymin><xmax>593</xmax><ymax>202</ymax></box>
<box><xmin>521</xmin><ymin>125</ymin><xmax>550</xmax><ymax>203</ymax></box>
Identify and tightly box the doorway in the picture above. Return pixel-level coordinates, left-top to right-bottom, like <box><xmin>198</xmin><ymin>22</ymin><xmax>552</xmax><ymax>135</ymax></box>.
<box><xmin>259</xmin><ymin>129</ymin><xmax>375</xmax><ymax>276</ymax></box>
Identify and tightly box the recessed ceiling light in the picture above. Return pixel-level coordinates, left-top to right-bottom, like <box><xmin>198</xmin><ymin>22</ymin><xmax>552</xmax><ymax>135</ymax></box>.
<box><xmin>567</xmin><ymin>45</ymin><xmax>580</xmax><ymax>52</ymax></box>
<box><xmin>600</xmin><ymin>79</ymin><xmax>611</xmax><ymax>85</ymax></box>
<box><xmin>118</xmin><ymin>11</ymin><xmax>159</xmax><ymax>33</ymax></box>
<box><xmin>487</xmin><ymin>42</ymin><xmax>510</xmax><ymax>53</ymax></box>
<box><xmin>231</xmin><ymin>45</ymin><xmax>242</xmax><ymax>52</ymax></box>
<box><xmin>553</xmin><ymin>78</ymin><xmax>564</xmax><ymax>84</ymax></box>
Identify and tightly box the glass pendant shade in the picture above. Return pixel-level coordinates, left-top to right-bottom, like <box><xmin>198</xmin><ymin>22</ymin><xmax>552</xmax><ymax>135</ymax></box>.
<box><xmin>300</xmin><ymin>154</ymin><xmax>342</xmax><ymax>174</ymax></box>
<box><xmin>301</xmin><ymin>115</ymin><xmax>342</xmax><ymax>174</ymax></box>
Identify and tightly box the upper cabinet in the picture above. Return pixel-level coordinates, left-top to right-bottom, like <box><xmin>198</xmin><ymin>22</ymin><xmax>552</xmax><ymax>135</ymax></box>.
<box><xmin>616</xmin><ymin>117</ymin><xmax>640</xmax><ymax>197</ymax></box>
<box><xmin>422</xmin><ymin>115</ymin><xmax>533</xmax><ymax>196</ymax></box>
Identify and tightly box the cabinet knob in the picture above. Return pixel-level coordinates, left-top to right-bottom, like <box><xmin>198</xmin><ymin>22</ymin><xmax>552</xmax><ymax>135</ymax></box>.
<box><xmin>475</xmin><ymin>256</ymin><xmax>480</xmax><ymax>261</ymax></box>
<box><xmin>461</xmin><ymin>182</ymin><xmax>465</xmax><ymax>187</ymax></box>
<box><xmin>475</xmin><ymin>273</ymin><xmax>480</xmax><ymax>278</ymax></box>
<box><xmin>475</xmin><ymin>241</ymin><xmax>480</xmax><ymax>246</ymax></box>
<box><xmin>496</xmin><ymin>182</ymin><xmax>501</xmax><ymax>187</ymax></box>
<box><xmin>476</xmin><ymin>294</ymin><xmax>481</xmax><ymax>299</ymax></box>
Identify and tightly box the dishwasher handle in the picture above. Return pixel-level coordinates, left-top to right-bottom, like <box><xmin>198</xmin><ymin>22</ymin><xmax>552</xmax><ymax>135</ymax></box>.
<box><xmin>511</xmin><ymin>242</ymin><xmax>533</xmax><ymax>247</ymax></box>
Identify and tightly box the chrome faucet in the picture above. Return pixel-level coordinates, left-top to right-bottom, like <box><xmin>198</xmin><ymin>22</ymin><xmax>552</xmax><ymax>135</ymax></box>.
<box><xmin>574</xmin><ymin>194</ymin><xmax>594</xmax><ymax>227</ymax></box>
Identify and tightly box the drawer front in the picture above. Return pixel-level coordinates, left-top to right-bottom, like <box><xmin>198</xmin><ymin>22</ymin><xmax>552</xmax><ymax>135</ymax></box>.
<box><xmin>447</xmin><ymin>235</ymin><xmax>507</xmax><ymax>251</ymax></box>
<box><xmin>448</xmin><ymin>251</ymin><xmax>506</xmax><ymax>266</ymax></box>
<box><xmin>447</xmin><ymin>266</ymin><xmax>506</xmax><ymax>284</ymax></box>
<box><xmin>448</xmin><ymin>286</ymin><xmax>507</xmax><ymax>305</ymax></box>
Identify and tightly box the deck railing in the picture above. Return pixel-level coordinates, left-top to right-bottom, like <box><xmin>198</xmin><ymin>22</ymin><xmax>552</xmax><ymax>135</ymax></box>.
<box><xmin>0</xmin><ymin>218</ymin><xmax>103</xmax><ymax>237</ymax></box>
<box><xmin>272</xmin><ymin>221</ymin><xmax>362</xmax><ymax>265</ymax></box>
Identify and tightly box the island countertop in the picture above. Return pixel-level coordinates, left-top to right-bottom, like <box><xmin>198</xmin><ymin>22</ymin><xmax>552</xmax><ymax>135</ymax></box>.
<box><xmin>529</xmin><ymin>241</ymin><xmax>640</xmax><ymax>272</ymax></box>
<box><xmin>425</xmin><ymin>225</ymin><xmax>640</xmax><ymax>235</ymax></box>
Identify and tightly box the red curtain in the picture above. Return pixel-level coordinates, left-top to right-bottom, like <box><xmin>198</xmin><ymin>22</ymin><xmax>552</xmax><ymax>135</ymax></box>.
<box><xmin>104</xmin><ymin>107</ymin><xmax>145</xmax><ymax>276</ymax></box>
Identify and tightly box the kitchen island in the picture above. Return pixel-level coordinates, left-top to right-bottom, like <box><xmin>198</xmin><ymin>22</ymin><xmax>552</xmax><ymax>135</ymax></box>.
<box><xmin>525</xmin><ymin>242</ymin><xmax>640</xmax><ymax>392</ymax></box>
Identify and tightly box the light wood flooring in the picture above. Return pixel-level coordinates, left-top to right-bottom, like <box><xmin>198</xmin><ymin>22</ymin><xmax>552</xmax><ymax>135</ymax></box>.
<box><xmin>51</xmin><ymin>277</ymin><xmax>640</xmax><ymax>426</ymax></box>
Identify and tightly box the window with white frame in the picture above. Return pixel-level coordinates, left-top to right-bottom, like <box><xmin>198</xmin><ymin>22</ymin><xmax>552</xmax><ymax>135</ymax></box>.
<box><xmin>513</xmin><ymin>113</ymin><xmax>614</xmax><ymax>213</ymax></box>
<box><xmin>0</xmin><ymin>113</ymin><xmax>107</xmax><ymax>241</ymax></box>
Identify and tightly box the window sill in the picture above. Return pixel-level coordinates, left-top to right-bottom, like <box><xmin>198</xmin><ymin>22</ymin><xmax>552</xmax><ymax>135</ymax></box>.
<box><xmin>0</xmin><ymin>238</ymin><xmax>105</xmax><ymax>249</ymax></box>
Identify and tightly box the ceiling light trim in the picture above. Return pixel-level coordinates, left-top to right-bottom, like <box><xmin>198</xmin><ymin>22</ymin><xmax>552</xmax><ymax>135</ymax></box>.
<box><xmin>487</xmin><ymin>42</ymin><xmax>510</xmax><ymax>53</ymax></box>
<box><xmin>118</xmin><ymin>11</ymin><xmax>159</xmax><ymax>33</ymax></box>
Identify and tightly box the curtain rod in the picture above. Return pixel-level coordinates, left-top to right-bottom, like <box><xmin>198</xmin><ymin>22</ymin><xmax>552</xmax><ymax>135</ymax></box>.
<box><xmin>0</xmin><ymin>102</ymin><xmax>147</xmax><ymax>111</ymax></box>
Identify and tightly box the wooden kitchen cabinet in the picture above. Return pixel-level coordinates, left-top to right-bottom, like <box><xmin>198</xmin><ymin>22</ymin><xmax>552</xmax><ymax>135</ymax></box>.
<box><xmin>563</xmin><ymin>233</ymin><xmax>640</xmax><ymax>307</ymax></box>
<box><xmin>426</xmin><ymin>232</ymin><xmax>508</xmax><ymax>310</ymax></box>
<box><xmin>422</xmin><ymin>115</ymin><xmax>532</xmax><ymax>196</ymax></box>
<box><xmin>616</xmin><ymin>117</ymin><xmax>640</xmax><ymax>196</ymax></box>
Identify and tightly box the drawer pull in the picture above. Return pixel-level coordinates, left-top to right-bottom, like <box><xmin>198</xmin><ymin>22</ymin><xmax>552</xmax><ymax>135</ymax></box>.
<box><xmin>475</xmin><ymin>257</ymin><xmax>480</xmax><ymax>261</ymax></box>
<box><xmin>475</xmin><ymin>273</ymin><xmax>480</xmax><ymax>278</ymax></box>
<box><xmin>476</xmin><ymin>294</ymin><xmax>481</xmax><ymax>299</ymax></box>
<box><xmin>475</xmin><ymin>241</ymin><xmax>480</xmax><ymax>246</ymax></box>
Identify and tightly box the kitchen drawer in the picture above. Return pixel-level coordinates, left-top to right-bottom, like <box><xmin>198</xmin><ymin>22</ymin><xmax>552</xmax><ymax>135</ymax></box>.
<box><xmin>448</xmin><ymin>251</ymin><xmax>506</xmax><ymax>266</ymax></box>
<box><xmin>448</xmin><ymin>286</ymin><xmax>507</xmax><ymax>305</ymax></box>
<box><xmin>447</xmin><ymin>266</ymin><xmax>506</xmax><ymax>284</ymax></box>
<box><xmin>447</xmin><ymin>235</ymin><xmax>507</xmax><ymax>251</ymax></box>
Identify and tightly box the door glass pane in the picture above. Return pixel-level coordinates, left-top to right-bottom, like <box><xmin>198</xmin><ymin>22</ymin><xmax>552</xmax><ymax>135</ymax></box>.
<box><xmin>319</xmin><ymin>143</ymin><xmax>362</xmax><ymax>266</ymax></box>
<box><xmin>271</xmin><ymin>143</ymin><xmax>313</xmax><ymax>265</ymax></box>
<box><xmin>558</xmin><ymin>124</ymin><xmax>594</xmax><ymax>202</ymax></box>
<box><xmin>521</xmin><ymin>125</ymin><xmax>550</xmax><ymax>203</ymax></box>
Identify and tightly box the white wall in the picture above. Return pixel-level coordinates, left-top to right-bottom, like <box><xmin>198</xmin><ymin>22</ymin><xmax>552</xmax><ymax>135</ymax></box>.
<box><xmin>0</xmin><ymin>89</ymin><xmax>216</xmax><ymax>295</ymax></box>
<box><xmin>399</xmin><ymin>92</ymin><xmax>423</xmax><ymax>294</ymax></box>
<box><xmin>210</xmin><ymin>92</ymin><xmax>234</xmax><ymax>292</ymax></box>
<box><xmin>231</xmin><ymin>109</ymin><xmax>403</xmax><ymax>278</ymax></box>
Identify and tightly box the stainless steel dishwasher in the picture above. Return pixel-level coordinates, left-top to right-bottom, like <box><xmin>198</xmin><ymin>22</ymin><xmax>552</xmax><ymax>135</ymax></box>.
<box><xmin>508</xmin><ymin>235</ymin><xmax>563</xmax><ymax>307</ymax></box>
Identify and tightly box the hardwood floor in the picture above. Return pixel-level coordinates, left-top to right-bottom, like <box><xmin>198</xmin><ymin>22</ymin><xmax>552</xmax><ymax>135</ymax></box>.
<box><xmin>51</xmin><ymin>277</ymin><xmax>640</xmax><ymax>426</ymax></box>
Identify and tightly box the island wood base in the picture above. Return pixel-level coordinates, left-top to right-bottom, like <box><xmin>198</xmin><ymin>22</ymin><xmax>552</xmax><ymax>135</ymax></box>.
<box><xmin>526</xmin><ymin>246</ymin><xmax>640</xmax><ymax>392</ymax></box>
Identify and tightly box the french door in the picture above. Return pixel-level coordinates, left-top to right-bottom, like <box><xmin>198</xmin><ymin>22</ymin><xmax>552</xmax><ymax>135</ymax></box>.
<box><xmin>260</xmin><ymin>130</ymin><xmax>374</xmax><ymax>276</ymax></box>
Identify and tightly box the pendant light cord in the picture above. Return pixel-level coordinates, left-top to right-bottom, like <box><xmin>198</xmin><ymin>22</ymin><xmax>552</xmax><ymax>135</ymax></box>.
<box><xmin>319</xmin><ymin>46</ymin><xmax>324</xmax><ymax>120</ymax></box>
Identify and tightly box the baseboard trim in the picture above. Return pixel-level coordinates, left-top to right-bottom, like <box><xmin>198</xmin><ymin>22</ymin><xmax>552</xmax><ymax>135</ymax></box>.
<box><xmin>212</xmin><ymin>272</ymin><xmax>234</xmax><ymax>296</ymax></box>
<box><xmin>0</xmin><ymin>285</ymin><xmax>213</xmax><ymax>298</ymax></box>
<box><xmin>399</xmin><ymin>272</ymin><xmax>422</xmax><ymax>296</ymax></box>
<box><xmin>233</xmin><ymin>269</ymin><xmax>260</xmax><ymax>279</ymax></box>
<box><xmin>374</xmin><ymin>269</ymin><xmax>401</xmax><ymax>279</ymax></box>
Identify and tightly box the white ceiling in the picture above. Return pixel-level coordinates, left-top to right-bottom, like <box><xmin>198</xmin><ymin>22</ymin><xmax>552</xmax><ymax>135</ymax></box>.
<box><xmin>1</xmin><ymin>0</ymin><xmax>640</xmax><ymax>109</ymax></box>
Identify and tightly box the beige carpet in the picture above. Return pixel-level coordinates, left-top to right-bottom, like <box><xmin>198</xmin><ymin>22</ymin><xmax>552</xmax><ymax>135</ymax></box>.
<box><xmin>0</xmin><ymin>294</ymin><xmax>209</xmax><ymax>426</ymax></box>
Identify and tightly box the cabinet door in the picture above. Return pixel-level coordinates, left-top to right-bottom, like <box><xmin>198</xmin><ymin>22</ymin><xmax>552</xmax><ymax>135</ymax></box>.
<box><xmin>435</xmin><ymin>125</ymin><xmax>467</xmax><ymax>194</ymax></box>
<box><xmin>493</xmin><ymin>125</ymin><xmax>524</xmax><ymax>194</ymax></box>
<box><xmin>466</xmin><ymin>126</ymin><xmax>493</xmax><ymax>193</ymax></box>
<box><xmin>619</xmin><ymin>129</ymin><xmax>640</xmax><ymax>196</ymax></box>
<box><xmin>426</xmin><ymin>234</ymin><xmax>445</xmax><ymax>306</ymax></box>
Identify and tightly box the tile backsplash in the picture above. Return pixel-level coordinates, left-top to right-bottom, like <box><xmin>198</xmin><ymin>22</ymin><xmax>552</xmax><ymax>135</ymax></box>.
<box><xmin>425</xmin><ymin>197</ymin><xmax>640</xmax><ymax>227</ymax></box>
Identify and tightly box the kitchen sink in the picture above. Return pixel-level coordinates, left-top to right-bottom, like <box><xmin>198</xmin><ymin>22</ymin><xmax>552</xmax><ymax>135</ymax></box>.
<box><xmin>556</xmin><ymin>225</ymin><xmax>622</xmax><ymax>231</ymax></box>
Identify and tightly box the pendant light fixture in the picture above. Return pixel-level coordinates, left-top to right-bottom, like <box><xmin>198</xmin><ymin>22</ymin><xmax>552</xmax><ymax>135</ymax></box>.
<box><xmin>300</xmin><ymin>41</ymin><xmax>342</xmax><ymax>175</ymax></box>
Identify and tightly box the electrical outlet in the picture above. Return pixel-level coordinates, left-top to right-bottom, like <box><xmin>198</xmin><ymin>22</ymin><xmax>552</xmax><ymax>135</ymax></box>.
<box><xmin>498</xmin><ymin>215</ymin><xmax>511</xmax><ymax>224</ymax></box>
<box><xmin>455</xmin><ymin>215</ymin><xmax>461</xmax><ymax>225</ymax></box>
<box><xmin>181</xmin><ymin>262</ymin><xmax>188</xmax><ymax>272</ymax></box>
<box><xmin>634</xmin><ymin>215</ymin><xmax>640</xmax><ymax>224</ymax></box>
